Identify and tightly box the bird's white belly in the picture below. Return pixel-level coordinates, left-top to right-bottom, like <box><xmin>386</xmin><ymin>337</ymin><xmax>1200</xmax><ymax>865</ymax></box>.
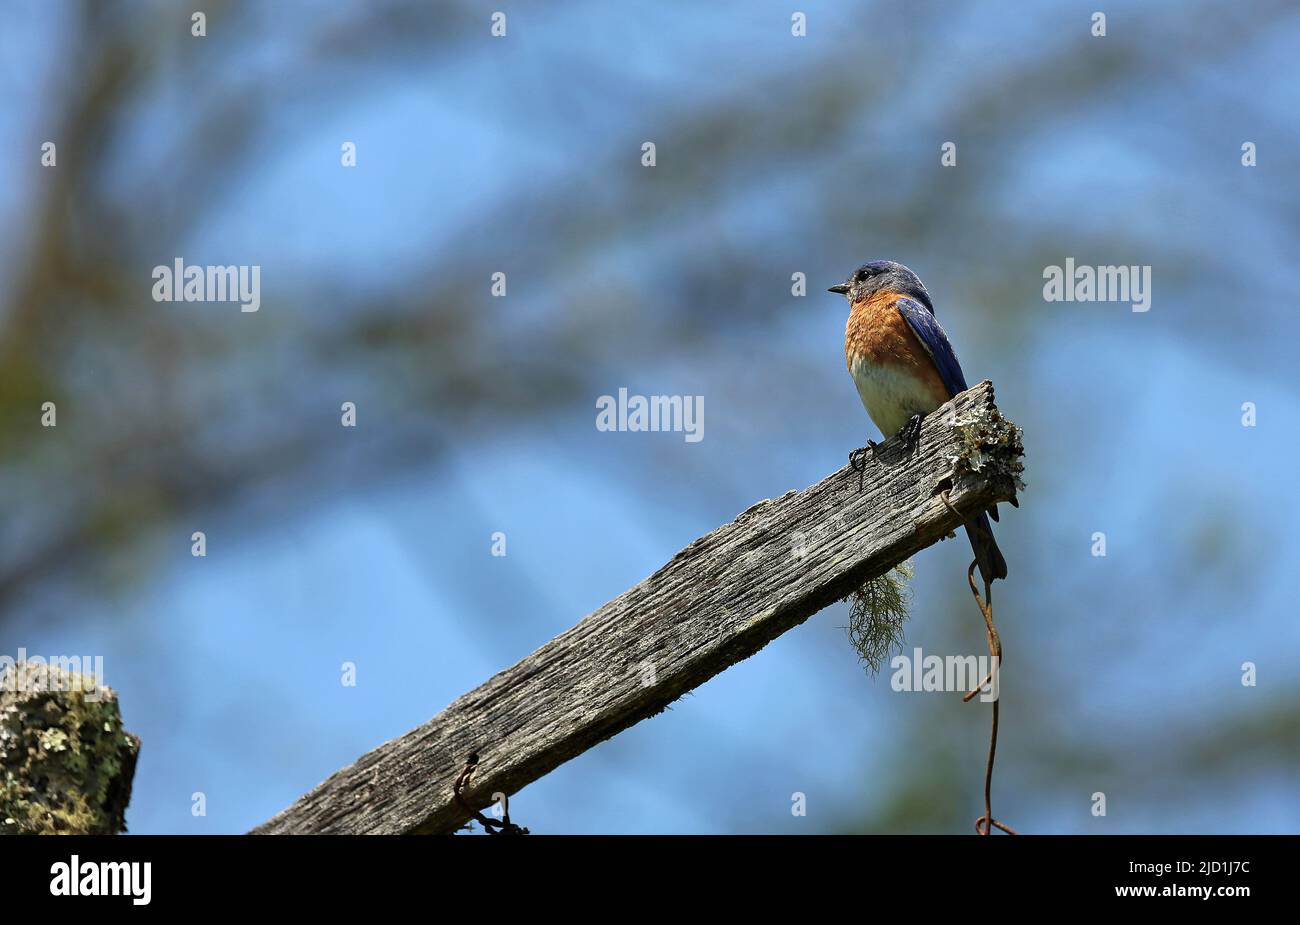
<box><xmin>850</xmin><ymin>356</ymin><xmax>943</xmax><ymax>438</ymax></box>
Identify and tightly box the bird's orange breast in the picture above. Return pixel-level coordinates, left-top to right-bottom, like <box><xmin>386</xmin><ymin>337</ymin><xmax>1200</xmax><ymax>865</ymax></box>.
<box><xmin>844</xmin><ymin>290</ymin><xmax>949</xmax><ymax>402</ymax></box>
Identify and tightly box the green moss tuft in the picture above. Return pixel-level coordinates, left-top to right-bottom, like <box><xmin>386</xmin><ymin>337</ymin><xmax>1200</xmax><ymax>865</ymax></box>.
<box><xmin>844</xmin><ymin>560</ymin><xmax>914</xmax><ymax>674</ymax></box>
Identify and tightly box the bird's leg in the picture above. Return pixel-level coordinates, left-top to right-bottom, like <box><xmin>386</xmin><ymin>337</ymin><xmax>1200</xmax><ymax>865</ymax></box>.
<box><xmin>848</xmin><ymin>439</ymin><xmax>877</xmax><ymax>491</ymax></box>
<box><xmin>897</xmin><ymin>413</ymin><xmax>924</xmax><ymax>450</ymax></box>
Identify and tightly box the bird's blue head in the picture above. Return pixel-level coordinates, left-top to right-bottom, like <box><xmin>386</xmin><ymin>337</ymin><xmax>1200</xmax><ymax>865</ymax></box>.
<box><xmin>828</xmin><ymin>260</ymin><xmax>934</xmax><ymax>312</ymax></box>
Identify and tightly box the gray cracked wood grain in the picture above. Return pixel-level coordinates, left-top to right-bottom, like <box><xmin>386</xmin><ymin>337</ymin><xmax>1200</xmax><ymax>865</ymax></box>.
<box><xmin>252</xmin><ymin>380</ymin><xmax>1023</xmax><ymax>834</ymax></box>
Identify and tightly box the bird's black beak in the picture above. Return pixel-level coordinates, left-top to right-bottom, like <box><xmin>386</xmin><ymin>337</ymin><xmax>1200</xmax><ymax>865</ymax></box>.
<box><xmin>827</xmin><ymin>283</ymin><xmax>850</xmax><ymax>295</ymax></box>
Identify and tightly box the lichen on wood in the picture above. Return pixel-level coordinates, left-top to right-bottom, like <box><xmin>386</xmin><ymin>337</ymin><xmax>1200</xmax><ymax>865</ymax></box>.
<box><xmin>948</xmin><ymin>398</ymin><xmax>1026</xmax><ymax>500</ymax></box>
<box><xmin>0</xmin><ymin>661</ymin><xmax>139</xmax><ymax>835</ymax></box>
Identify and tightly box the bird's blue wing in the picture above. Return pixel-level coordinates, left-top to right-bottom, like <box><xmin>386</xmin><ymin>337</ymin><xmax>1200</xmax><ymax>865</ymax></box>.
<box><xmin>895</xmin><ymin>296</ymin><xmax>969</xmax><ymax>398</ymax></box>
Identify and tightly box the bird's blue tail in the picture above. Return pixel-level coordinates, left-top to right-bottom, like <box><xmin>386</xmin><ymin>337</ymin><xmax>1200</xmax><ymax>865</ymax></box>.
<box><xmin>965</xmin><ymin>511</ymin><xmax>1007</xmax><ymax>586</ymax></box>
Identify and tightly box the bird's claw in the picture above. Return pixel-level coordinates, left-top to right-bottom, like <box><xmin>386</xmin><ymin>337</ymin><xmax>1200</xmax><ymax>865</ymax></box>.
<box><xmin>897</xmin><ymin>413</ymin><xmax>923</xmax><ymax>449</ymax></box>
<box><xmin>848</xmin><ymin>441</ymin><xmax>876</xmax><ymax>491</ymax></box>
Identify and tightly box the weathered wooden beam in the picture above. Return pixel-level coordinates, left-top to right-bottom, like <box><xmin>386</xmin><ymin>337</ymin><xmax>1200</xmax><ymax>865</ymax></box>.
<box><xmin>253</xmin><ymin>380</ymin><xmax>1023</xmax><ymax>835</ymax></box>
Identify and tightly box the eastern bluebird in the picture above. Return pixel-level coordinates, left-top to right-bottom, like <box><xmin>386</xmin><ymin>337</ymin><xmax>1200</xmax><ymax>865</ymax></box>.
<box><xmin>829</xmin><ymin>260</ymin><xmax>1007</xmax><ymax>585</ymax></box>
